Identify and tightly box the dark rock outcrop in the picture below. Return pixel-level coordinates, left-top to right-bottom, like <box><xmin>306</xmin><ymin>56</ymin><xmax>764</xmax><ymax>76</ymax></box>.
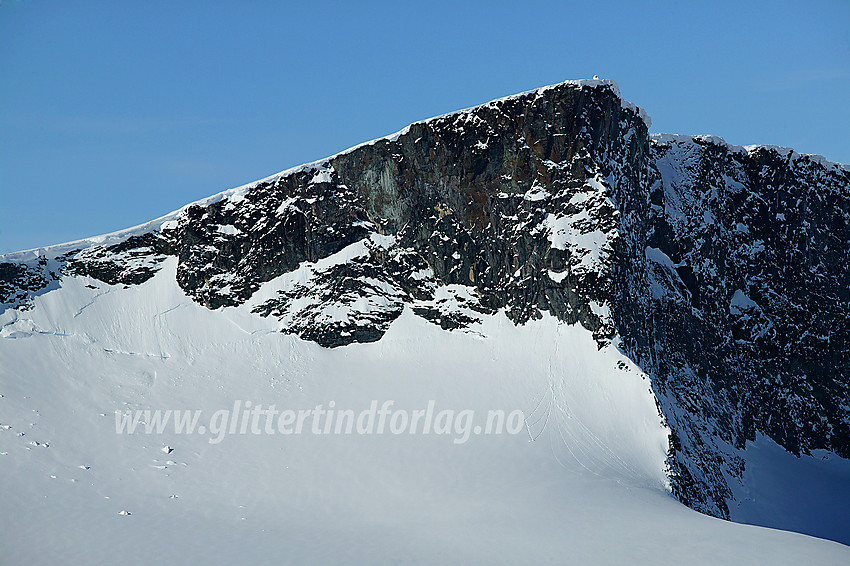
<box><xmin>632</xmin><ymin>135</ymin><xmax>850</xmax><ymax>516</ymax></box>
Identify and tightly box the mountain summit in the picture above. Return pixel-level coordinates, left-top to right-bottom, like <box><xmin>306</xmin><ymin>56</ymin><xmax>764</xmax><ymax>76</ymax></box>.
<box><xmin>2</xmin><ymin>79</ymin><xmax>849</xmax><ymax>561</ymax></box>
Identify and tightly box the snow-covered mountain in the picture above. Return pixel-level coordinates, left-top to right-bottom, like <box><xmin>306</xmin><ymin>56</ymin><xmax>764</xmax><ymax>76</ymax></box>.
<box><xmin>1</xmin><ymin>79</ymin><xmax>848</xmax><ymax>564</ymax></box>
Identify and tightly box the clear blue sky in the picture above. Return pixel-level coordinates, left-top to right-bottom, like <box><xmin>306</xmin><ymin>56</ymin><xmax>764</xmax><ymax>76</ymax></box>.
<box><xmin>1</xmin><ymin>0</ymin><xmax>848</xmax><ymax>254</ymax></box>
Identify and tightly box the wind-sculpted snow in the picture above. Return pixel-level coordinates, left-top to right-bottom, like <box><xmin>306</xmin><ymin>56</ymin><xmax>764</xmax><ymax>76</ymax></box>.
<box><xmin>1</xmin><ymin>79</ymin><xmax>849</xmax><ymax>546</ymax></box>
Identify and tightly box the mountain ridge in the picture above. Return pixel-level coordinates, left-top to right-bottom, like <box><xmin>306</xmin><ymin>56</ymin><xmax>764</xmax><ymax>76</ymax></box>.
<box><xmin>3</xmin><ymin>78</ymin><xmax>848</xmax><ymax>263</ymax></box>
<box><xmin>2</xmin><ymin>78</ymin><xmax>848</xmax><ymax>537</ymax></box>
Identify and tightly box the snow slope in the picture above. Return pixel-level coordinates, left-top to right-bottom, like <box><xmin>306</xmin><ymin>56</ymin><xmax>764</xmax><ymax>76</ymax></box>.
<box><xmin>1</xmin><ymin>260</ymin><xmax>848</xmax><ymax>564</ymax></box>
<box><xmin>730</xmin><ymin>434</ymin><xmax>850</xmax><ymax>546</ymax></box>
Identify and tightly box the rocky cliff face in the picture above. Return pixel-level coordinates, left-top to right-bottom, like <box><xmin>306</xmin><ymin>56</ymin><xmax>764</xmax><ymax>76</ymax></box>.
<box><xmin>637</xmin><ymin>135</ymin><xmax>850</xmax><ymax>516</ymax></box>
<box><xmin>2</xmin><ymin>79</ymin><xmax>848</xmax><ymax>520</ymax></box>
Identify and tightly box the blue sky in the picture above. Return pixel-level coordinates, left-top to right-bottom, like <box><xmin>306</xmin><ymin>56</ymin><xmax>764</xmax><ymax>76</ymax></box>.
<box><xmin>1</xmin><ymin>0</ymin><xmax>848</xmax><ymax>253</ymax></box>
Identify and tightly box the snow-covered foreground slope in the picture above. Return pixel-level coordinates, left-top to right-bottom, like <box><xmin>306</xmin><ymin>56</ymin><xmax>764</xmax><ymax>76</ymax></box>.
<box><xmin>2</xmin><ymin>260</ymin><xmax>848</xmax><ymax>564</ymax></box>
